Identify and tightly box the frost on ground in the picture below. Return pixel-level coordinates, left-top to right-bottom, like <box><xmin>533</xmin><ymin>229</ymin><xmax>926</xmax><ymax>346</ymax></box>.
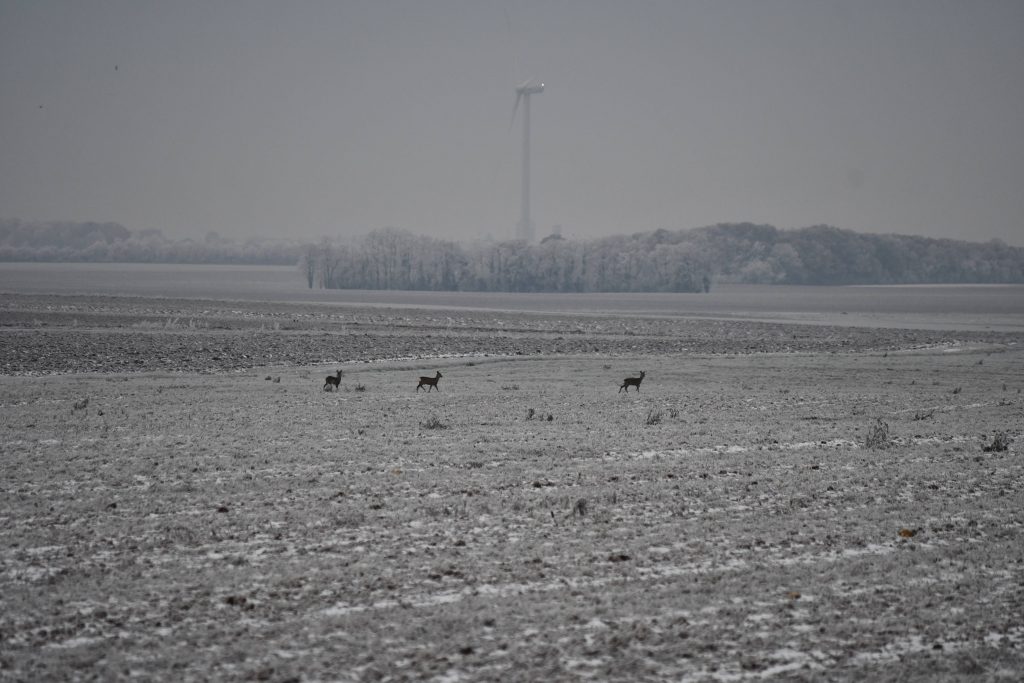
<box><xmin>1</xmin><ymin>294</ymin><xmax>1023</xmax><ymax>681</ymax></box>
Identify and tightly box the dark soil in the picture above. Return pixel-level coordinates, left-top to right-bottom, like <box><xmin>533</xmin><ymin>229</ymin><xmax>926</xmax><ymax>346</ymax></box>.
<box><xmin>2</xmin><ymin>294</ymin><xmax>1018</xmax><ymax>375</ymax></box>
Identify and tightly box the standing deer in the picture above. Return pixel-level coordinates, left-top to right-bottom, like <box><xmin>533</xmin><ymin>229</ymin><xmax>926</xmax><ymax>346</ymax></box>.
<box><xmin>323</xmin><ymin>369</ymin><xmax>343</xmax><ymax>391</ymax></box>
<box><xmin>619</xmin><ymin>371</ymin><xmax>646</xmax><ymax>393</ymax></box>
<box><xmin>416</xmin><ymin>371</ymin><xmax>443</xmax><ymax>392</ymax></box>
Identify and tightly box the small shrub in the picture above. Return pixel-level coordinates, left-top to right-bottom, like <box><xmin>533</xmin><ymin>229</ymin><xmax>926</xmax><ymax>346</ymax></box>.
<box><xmin>913</xmin><ymin>409</ymin><xmax>935</xmax><ymax>421</ymax></box>
<box><xmin>668</xmin><ymin>407</ymin><xmax>680</xmax><ymax>419</ymax></box>
<box><xmin>353</xmin><ymin>383</ymin><xmax>366</xmax><ymax>392</ymax></box>
<box><xmin>983</xmin><ymin>432</ymin><xmax>1011</xmax><ymax>453</ymax></box>
<box><xmin>645</xmin><ymin>409</ymin><xmax>663</xmax><ymax>426</ymax></box>
<box><xmin>864</xmin><ymin>418</ymin><xmax>892</xmax><ymax>450</ymax></box>
<box><xmin>420</xmin><ymin>416</ymin><xmax>448</xmax><ymax>430</ymax></box>
<box><xmin>952</xmin><ymin>386</ymin><xmax>962</xmax><ymax>395</ymax></box>
<box><xmin>525</xmin><ymin>408</ymin><xmax>535</xmax><ymax>421</ymax></box>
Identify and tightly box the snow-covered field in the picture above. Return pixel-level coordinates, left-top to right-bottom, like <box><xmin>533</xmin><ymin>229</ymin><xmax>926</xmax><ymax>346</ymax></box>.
<box><xmin>1</xmin><ymin>290</ymin><xmax>1022</xmax><ymax>681</ymax></box>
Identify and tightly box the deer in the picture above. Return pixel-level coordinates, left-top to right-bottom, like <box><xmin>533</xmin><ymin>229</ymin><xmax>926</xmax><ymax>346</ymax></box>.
<box><xmin>416</xmin><ymin>371</ymin><xmax>443</xmax><ymax>392</ymax></box>
<box><xmin>323</xmin><ymin>369</ymin><xmax>343</xmax><ymax>391</ymax></box>
<box><xmin>619</xmin><ymin>371</ymin><xmax>646</xmax><ymax>393</ymax></box>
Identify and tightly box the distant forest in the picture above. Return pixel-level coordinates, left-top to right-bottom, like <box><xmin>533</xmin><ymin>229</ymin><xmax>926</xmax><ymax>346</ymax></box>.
<box><xmin>3</xmin><ymin>218</ymin><xmax>1023</xmax><ymax>290</ymax></box>
<box><xmin>303</xmin><ymin>224</ymin><xmax>1024</xmax><ymax>291</ymax></box>
<box><xmin>0</xmin><ymin>219</ymin><xmax>300</xmax><ymax>265</ymax></box>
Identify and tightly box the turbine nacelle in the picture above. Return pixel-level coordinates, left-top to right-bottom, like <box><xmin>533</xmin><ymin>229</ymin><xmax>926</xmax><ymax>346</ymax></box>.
<box><xmin>516</xmin><ymin>81</ymin><xmax>544</xmax><ymax>96</ymax></box>
<box><xmin>511</xmin><ymin>80</ymin><xmax>544</xmax><ymax>128</ymax></box>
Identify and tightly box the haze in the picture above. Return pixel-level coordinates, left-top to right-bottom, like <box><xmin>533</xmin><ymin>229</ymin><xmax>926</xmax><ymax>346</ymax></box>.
<box><xmin>2</xmin><ymin>1</ymin><xmax>1022</xmax><ymax>246</ymax></box>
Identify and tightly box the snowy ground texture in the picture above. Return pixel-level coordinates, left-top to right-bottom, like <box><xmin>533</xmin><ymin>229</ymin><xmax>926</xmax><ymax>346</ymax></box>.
<box><xmin>2</xmin><ymin>293</ymin><xmax>1023</xmax><ymax>681</ymax></box>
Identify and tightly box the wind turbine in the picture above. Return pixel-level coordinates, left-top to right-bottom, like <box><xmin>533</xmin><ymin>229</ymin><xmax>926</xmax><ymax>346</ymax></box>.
<box><xmin>511</xmin><ymin>79</ymin><xmax>544</xmax><ymax>243</ymax></box>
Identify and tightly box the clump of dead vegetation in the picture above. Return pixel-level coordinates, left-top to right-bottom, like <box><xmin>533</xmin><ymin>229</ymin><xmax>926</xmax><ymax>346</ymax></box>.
<box><xmin>645</xmin><ymin>406</ymin><xmax>681</xmax><ymax>425</ymax></box>
<box><xmin>864</xmin><ymin>418</ymin><xmax>892</xmax><ymax>449</ymax></box>
<box><xmin>420</xmin><ymin>416</ymin><xmax>449</xmax><ymax>430</ymax></box>
<box><xmin>525</xmin><ymin>408</ymin><xmax>554</xmax><ymax>421</ymax></box>
<box><xmin>983</xmin><ymin>431</ymin><xmax>1011</xmax><ymax>453</ymax></box>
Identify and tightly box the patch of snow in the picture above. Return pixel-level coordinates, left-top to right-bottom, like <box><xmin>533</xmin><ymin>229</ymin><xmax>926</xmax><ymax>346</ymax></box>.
<box><xmin>22</xmin><ymin>545</ymin><xmax>66</xmax><ymax>556</ymax></box>
<box><xmin>432</xmin><ymin>668</ymin><xmax>469</xmax><ymax>683</ymax></box>
<box><xmin>46</xmin><ymin>636</ymin><xmax>105</xmax><ymax>649</ymax></box>
<box><xmin>338</xmin><ymin>352</ymin><xmax>506</xmax><ymax>366</ymax></box>
<box><xmin>624</xmin><ymin>438</ymin><xmax>858</xmax><ymax>461</ymax></box>
<box><xmin>7</xmin><ymin>566</ymin><xmax>55</xmax><ymax>582</ymax></box>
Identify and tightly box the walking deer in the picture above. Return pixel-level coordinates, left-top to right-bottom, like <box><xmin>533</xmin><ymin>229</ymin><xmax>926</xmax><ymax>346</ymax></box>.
<box><xmin>619</xmin><ymin>371</ymin><xmax>646</xmax><ymax>393</ymax></box>
<box><xmin>323</xmin><ymin>369</ymin><xmax>343</xmax><ymax>391</ymax></box>
<box><xmin>416</xmin><ymin>371</ymin><xmax>443</xmax><ymax>392</ymax></box>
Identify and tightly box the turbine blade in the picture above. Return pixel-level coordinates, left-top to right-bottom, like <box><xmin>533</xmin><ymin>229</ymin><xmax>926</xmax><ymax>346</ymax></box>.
<box><xmin>503</xmin><ymin>7</ymin><xmax>522</xmax><ymax>85</ymax></box>
<box><xmin>509</xmin><ymin>91</ymin><xmax>522</xmax><ymax>131</ymax></box>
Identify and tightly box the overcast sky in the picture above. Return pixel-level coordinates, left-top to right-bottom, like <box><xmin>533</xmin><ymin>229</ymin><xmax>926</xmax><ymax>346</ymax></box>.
<box><xmin>2</xmin><ymin>1</ymin><xmax>1022</xmax><ymax>245</ymax></box>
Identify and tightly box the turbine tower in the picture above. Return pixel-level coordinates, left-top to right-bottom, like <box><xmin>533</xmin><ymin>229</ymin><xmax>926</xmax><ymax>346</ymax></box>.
<box><xmin>512</xmin><ymin>80</ymin><xmax>543</xmax><ymax>243</ymax></box>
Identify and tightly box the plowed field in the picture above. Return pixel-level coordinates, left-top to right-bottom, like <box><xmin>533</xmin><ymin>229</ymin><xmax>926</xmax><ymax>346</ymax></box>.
<box><xmin>2</xmin><ymin>293</ymin><xmax>1022</xmax><ymax>681</ymax></box>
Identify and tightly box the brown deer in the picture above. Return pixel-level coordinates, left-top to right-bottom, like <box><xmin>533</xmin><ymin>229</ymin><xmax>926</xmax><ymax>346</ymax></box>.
<box><xmin>323</xmin><ymin>369</ymin><xmax>343</xmax><ymax>391</ymax></box>
<box><xmin>416</xmin><ymin>371</ymin><xmax>443</xmax><ymax>392</ymax></box>
<box><xmin>619</xmin><ymin>371</ymin><xmax>645</xmax><ymax>393</ymax></box>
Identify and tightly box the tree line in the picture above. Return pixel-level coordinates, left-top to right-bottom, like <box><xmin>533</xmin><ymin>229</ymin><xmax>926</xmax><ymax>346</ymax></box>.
<box><xmin>4</xmin><ymin>218</ymin><xmax>1022</xmax><ymax>288</ymax></box>
<box><xmin>691</xmin><ymin>223</ymin><xmax>1024</xmax><ymax>285</ymax></box>
<box><xmin>301</xmin><ymin>228</ymin><xmax>712</xmax><ymax>293</ymax></box>
<box><xmin>0</xmin><ymin>219</ymin><xmax>300</xmax><ymax>265</ymax></box>
<box><xmin>302</xmin><ymin>224</ymin><xmax>1024</xmax><ymax>291</ymax></box>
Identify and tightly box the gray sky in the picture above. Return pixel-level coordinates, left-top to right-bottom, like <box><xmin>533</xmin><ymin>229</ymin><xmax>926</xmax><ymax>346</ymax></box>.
<box><xmin>2</xmin><ymin>1</ymin><xmax>1022</xmax><ymax>246</ymax></box>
